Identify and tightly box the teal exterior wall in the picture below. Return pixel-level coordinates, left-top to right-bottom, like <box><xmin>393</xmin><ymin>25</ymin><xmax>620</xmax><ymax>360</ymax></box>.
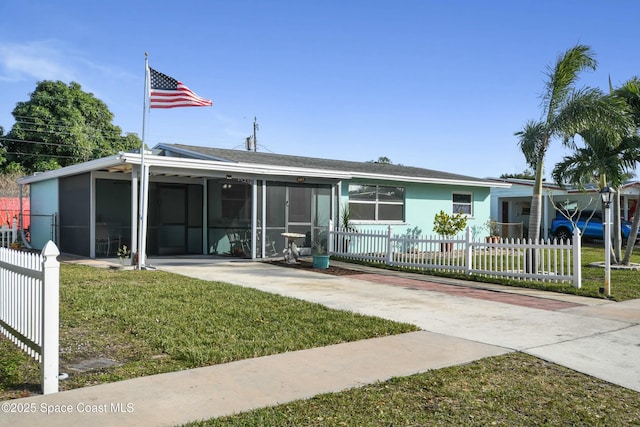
<box><xmin>29</xmin><ymin>178</ymin><xmax>59</xmax><ymax>250</ymax></box>
<box><xmin>341</xmin><ymin>180</ymin><xmax>492</xmax><ymax>239</ymax></box>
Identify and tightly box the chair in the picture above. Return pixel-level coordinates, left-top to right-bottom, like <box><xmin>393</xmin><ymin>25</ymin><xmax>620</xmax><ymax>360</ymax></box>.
<box><xmin>256</xmin><ymin>232</ymin><xmax>278</xmax><ymax>257</ymax></box>
<box><xmin>226</xmin><ymin>230</ymin><xmax>250</xmax><ymax>256</ymax></box>
<box><xmin>96</xmin><ymin>223</ymin><xmax>119</xmax><ymax>256</ymax></box>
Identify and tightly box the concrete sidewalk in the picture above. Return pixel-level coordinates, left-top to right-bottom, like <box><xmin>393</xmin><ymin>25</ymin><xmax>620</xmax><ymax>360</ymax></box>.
<box><xmin>0</xmin><ymin>331</ymin><xmax>508</xmax><ymax>427</ymax></box>
<box><xmin>2</xmin><ymin>257</ymin><xmax>640</xmax><ymax>426</ymax></box>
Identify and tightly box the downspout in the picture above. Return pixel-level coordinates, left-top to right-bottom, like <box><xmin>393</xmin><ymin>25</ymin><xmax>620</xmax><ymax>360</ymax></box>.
<box><xmin>19</xmin><ymin>183</ymin><xmax>32</xmax><ymax>249</ymax></box>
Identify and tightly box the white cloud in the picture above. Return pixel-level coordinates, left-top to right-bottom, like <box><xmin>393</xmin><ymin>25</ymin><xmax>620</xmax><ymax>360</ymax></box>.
<box><xmin>0</xmin><ymin>40</ymin><xmax>78</xmax><ymax>82</ymax></box>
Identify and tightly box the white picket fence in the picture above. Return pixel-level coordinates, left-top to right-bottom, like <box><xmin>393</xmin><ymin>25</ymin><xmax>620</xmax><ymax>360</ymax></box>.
<box><xmin>0</xmin><ymin>241</ymin><xmax>60</xmax><ymax>394</ymax></box>
<box><xmin>329</xmin><ymin>226</ymin><xmax>582</xmax><ymax>287</ymax></box>
<box><xmin>0</xmin><ymin>217</ymin><xmax>18</xmax><ymax>248</ymax></box>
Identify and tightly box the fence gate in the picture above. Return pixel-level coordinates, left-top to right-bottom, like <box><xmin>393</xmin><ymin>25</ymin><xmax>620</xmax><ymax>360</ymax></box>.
<box><xmin>0</xmin><ymin>241</ymin><xmax>60</xmax><ymax>394</ymax></box>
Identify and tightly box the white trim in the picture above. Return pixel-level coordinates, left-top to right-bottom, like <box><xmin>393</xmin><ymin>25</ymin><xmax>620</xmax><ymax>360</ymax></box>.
<box><xmin>17</xmin><ymin>152</ymin><xmax>509</xmax><ymax>189</ymax></box>
<box><xmin>452</xmin><ymin>191</ymin><xmax>473</xmax><ymax>216</ymax></box>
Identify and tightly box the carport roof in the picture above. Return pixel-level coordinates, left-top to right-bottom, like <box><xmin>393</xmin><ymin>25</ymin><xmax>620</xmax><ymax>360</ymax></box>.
<box><xmin>17</xmin><ymin>143</ymin><xmax>510</xmax><ymax>188</ymax></box>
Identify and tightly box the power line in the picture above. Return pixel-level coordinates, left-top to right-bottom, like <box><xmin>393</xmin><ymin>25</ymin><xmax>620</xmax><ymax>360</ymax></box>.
<box><xmin>3</xmin><ymin>151</ymin><xmax>79</xmax><ymax>159</ymax></box>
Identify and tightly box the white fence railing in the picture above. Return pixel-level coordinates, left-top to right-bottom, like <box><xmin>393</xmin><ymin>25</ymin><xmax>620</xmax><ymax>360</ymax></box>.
<box><xmin>0</xmin><ymin>241</ymin><xmax>60</xmax><ymax>394</ymax></box>
<box><xmin>329</xmin><ymin>226</ymin><xmax>581</xmax><ymax>288</ymax></box>
<box><xmin>0</xmin><ymin>217</ymin><xmax>18</xmax><ymax>248</ymax></box>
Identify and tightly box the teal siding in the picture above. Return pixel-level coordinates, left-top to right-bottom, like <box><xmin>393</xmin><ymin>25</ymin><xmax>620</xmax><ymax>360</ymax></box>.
<box><xmin>29</xmin><ymin>179</ymin><xmax>59</xmax><ymax>250</ymax></box>
<box><xmin>341</xmin><ymin>180</ymin><xmax>492</xmax><ymax>239</ymax></box>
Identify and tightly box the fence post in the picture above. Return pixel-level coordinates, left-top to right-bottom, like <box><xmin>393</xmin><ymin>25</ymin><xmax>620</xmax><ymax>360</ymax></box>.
<box><xmin>464</xmin><ymin>227</ymin><xmax>472</xmax><ymax>276</ymax></box>
<box><xmin>572</xmin><ymin>228</ymin><xmax>581</xmax><ymax>289</ymax></box>
<box><xmin>386</xmin><ymin>226</ymin><xmax>393</xmax><ymax>265</ymax></box>
<box><xmin>11</xmin><ymin>217</ymin><xmax>17</xmax><ymax>244</ymax></box>
<box><xmin>328</xmin><ymin>219</ymin><xmax>334</xmax><ymax>253</ymax></box>
<box><xmin>41</xmin><ymin>240</ymin><xmax>60</xmax><ymax>394</ymax></box>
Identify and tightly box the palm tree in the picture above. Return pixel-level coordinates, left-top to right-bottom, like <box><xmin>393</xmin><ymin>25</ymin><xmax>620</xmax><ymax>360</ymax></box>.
<box><xmin>613</xmin><ymin>77</ymin><xmax>640</xmax><ymax>264</ymax></box>
<box><xmin>552</xmin><ymin>128</ymin><xmax>637</xmax><ymax>262</ymax></box>
<box><xmin>515</xmin><ymin>45</ymin><xmax>634</xmax><ymax>242</ymax></box>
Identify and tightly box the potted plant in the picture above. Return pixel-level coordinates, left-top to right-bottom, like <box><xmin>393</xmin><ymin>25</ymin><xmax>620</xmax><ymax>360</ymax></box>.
<box><xmin>117</xmin><ymin>245</ymin><xmax>132</xmax><ymax>266</ymax></box>
<box><xmin>340</xmin><ymin>204</ymin><xmax>356</xmax><ymax>253</ymax></box>
<box><xmin>433</xmin><ymin>210</ymin><xmax>468</xmax><ymax>251</ymax></box>
<box><xmin>312</xmin><ymin>241</ymin><xmax>330</xmax><ymax>269</ymax></box>
<box><xmin>485</xmin><ymin>218</ymin><xmax>500</xmax><ymax>243</ymax></box>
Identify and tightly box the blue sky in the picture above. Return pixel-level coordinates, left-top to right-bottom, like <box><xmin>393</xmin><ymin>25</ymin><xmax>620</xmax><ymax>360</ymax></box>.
<box><xmin>1</xmin><ymin>1</ymin><xmax>639</xmax><ymax>179</ymax></box>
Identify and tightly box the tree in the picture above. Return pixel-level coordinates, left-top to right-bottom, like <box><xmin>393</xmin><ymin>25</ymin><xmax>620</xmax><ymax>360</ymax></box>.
<box><xmin>515</xmin><ymin>45</ymin><xmax>634</xmax><ymax>242</ymax></box>
<box><xmin>1</xmin><ymin>80</ymin><xmax>141</xmax><ymax>173</ymax></box>
<box><xmin>613</xmin><ymin>77</ymin><xmax>640</xmax><ymax>264</ymax></box>
<box><xmin>0</xmin><ymin>126</ymin><xmax>5</xmax><ymax>167</ymax></box>
<box><xmin>499</xmin><ymin>170</ymin><xmax>536</xmax><ymax>180</ymax></box>
<box><xmin>368</xmin><ymin>156</ymin><xmax>393</xmax><ymax>164</ymax></box>
<box><xmin>552</xmin><ymin>128</ymin><xmax>637</xmax><ymax>262</ymax></box>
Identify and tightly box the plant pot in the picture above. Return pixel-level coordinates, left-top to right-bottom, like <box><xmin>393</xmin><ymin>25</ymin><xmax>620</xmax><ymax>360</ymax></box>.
<box><xmin>485</xmin><ymin>236</ymin><xmax>500</xmax><ymax>243</ymax></box>
<box><xmin>440</xmin><ymin>243</ymin><xmax>454</xmax><ymax>252</ymax></box>
<box><xmin>312</xmin><ymin>254</ymin><xmax>330</xmax><ymax>269</ymax></box>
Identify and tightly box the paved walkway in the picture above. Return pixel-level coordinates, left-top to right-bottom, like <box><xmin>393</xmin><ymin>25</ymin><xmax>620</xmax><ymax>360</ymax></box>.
<box><xmin>2</xmin><ymin>257</ymin><xmax>640</xmax><ymax>426</ymax></box>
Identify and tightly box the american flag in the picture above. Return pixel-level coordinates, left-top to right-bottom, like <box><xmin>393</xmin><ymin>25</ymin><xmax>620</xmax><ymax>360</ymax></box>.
<box><xmin>148</xmin><ymin>67</ymin><xmax>212</xmax><ymax>108</ymax></box>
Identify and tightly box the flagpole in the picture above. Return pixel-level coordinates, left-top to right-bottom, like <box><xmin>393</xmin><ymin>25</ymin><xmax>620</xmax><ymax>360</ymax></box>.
<box><xmin>138</xmin><ymin>53</ymin><xmax>149</xmax><ymax>269</ymax></box>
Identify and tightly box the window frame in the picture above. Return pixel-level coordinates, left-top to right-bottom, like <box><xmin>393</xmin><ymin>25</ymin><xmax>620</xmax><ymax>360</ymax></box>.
<box><xmin>348</xmin><ymin>184</ymin><xmax>405</xmax><ymax>223</ymax></box>
<box><xmin>452</xmin><ymin>192</ymin><xmax>473</xmax><ymax>216</ymax></box>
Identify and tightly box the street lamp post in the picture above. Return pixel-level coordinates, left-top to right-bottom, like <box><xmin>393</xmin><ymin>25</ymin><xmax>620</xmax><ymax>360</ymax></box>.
<box><xmin>600</xmin><ymin>186</ymin><xmax>614</xmax><ymax>296</ymax></box>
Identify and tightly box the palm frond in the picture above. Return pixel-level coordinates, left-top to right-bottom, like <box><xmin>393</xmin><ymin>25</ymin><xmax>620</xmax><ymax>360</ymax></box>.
<box><xmin>552</xmin><ymin>88</ymin><xmax>634</xmax><ymax>146</ymax></box>
<box><xmin>542</xmin><ymin>44</ymin><xmax>597</xmax><ymax>121</ymax></box>
<box><xmin>515</xmin><ymin>120</ymin><xmax>547</xmax><ymax>169</ymax></box>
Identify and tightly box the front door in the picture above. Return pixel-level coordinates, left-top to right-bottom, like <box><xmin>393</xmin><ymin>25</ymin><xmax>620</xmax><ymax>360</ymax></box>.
<box><xmin>287</xmin><ymin>186</ymin><xmax>312</xmax><ymax>248</ymax></box>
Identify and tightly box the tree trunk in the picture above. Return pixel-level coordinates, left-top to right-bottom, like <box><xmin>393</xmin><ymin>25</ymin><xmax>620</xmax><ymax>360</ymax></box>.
<box><xmin>613</xmin><ymin>190</ymin><xmax>621</xmax><ymax>263</ymax></box>
<box><xmin>527</xmin><ymin>162</ymin><xmax>544</xmax><ymax>242</ymax></box>
<box><xmin>526</xmin><ymin>162</ymin><xmax>544</xmax><ymax>274</ymax></box>
<box><xmin>622</xmin><ymin>196</ymin><xmax>640</xmax><ymax>265</ymax></box>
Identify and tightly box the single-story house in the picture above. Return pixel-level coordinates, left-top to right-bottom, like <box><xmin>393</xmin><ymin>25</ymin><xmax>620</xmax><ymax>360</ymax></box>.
<box><xmin>18</xmin><ymin>143</ymin><xmax>510</xmax><ymax>260</ymax></box>
<box><xmin>489</xmin><ymin>177</ymin><xmax>640</xmax><ymax>239</ymax></box>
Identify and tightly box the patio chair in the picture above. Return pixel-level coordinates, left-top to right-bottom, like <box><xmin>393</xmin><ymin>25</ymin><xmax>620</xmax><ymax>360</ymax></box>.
<box><xmin>226</xmin><ymin>230</ymin><xmax>250</xmax><ymax>256</ymax></box>
<box><xmin>96</xmin><ymin>223</ymin><xmax>119</xmax><ymax>256</ymax></box>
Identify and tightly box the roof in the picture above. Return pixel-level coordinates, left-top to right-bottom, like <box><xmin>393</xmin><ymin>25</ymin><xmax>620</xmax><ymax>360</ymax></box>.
<box><xmin>17</xmin><ymin>143</ymin><xmax>510</xmax><ymax>189</ymax></box>
<box><xmin>157</xmin><ymin>143</ymin><xmax>508</xmax><ymax>188</ymax></box>
<box><xmin>490</xmin><ymin>177</ymin><xmax>640</xmax><ymax>194</ymax></box>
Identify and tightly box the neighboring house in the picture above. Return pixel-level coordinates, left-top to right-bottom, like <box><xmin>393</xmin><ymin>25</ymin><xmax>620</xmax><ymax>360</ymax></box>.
<box><xmin>18</xmin><ymin>143</ymin><xmax>510</xmax><ymax>259</ymax></box>
<box><xmin>0</xmin><ymin>197</ymin><xmax>30</xmax><ymax>229</ymax></box>
<box><xmin>490</xmin><ymin>177</ymin><xmax>640</xmax><ymax>239</ymax></box>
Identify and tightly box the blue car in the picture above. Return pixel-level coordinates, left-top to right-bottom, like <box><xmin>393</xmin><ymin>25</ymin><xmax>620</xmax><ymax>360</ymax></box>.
<box><xmin>550</xmin><ymin>210</ymin><xmax>639</xmax><ymax>242</ymax></box>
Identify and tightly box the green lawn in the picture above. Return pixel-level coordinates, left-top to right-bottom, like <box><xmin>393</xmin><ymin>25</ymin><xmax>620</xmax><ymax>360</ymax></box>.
<box><xmin>0</xmin><ymin>264</ymin><xmax>417</xmax><ymax>400</ymax></box>
<box><xmin>580</xmin><ymin>244</ymin><xmax>640</xmax><ymax>301</ymax></box>
<box><xmin>188</xmin><ymin>352</ymin><xmax>640</xmax><ymax>426</ymax></box>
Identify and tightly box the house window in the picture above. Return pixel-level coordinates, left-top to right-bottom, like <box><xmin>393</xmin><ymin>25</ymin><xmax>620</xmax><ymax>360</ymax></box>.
<box><xmin>348</xmin><ymin>184</ymin><xmax>405</xmax><ymax>222</ymax></box>
<box><xmin>521</xmin><ymin>202</ymin><xmax>531</xmax><ymax>216</ymax></box>
<box><xmin>452</xmin><ymin>193</ymin><xmax>472</xmax><ymax>215</ymax></box>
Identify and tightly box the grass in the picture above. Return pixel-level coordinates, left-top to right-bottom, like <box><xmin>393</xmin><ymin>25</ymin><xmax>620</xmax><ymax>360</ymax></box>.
<box><xmin>188</xmin><ymin>353</ymin><xmax>640</xmax><ymax>426</ymax></box>
<box><xmin>0</xmin><ymin>264</ymin><xmax>417</xmax><ymax>399</ymax></box>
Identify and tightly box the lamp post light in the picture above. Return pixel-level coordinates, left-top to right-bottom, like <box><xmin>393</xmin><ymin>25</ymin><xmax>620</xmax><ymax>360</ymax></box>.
<box><xmin>600</xmin><ymin>186</ymin><xmax>614</xmax><ymax>296</ymax></box>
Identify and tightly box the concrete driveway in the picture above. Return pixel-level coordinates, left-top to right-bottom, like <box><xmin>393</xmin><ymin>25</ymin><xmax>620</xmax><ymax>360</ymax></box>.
<box><xmin>154</xmin><ymin>257</ymin><xmax>640</xmax><ymax>393</ymax></box>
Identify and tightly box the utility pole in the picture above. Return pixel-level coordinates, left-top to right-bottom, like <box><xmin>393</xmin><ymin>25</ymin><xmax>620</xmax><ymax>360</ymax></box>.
<box><xmin>253</xmin><ymin>116</ymin><xmax>258</xmax><ymax>152</ymax></box>
<box><xmin>246</xmin><ymin>116</ymin><xmax>259</xmax><ymax>151</ymax></box>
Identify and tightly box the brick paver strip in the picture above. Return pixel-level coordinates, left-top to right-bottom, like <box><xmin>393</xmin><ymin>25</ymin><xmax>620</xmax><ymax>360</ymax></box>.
<box><xmin>351</xmin><ymin>273</ymin><xmax>582</xmax><ymax>311</ymax></box>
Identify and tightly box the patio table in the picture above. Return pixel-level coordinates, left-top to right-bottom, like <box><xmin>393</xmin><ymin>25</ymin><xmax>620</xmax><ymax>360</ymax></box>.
<box><xmin>281</xmin><ymin>232</ymin><xmax>306</xmax><ymax>263</ymax></box>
